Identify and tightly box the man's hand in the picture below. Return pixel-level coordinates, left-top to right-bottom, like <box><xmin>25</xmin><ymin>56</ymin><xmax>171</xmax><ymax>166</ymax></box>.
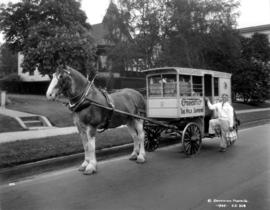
<box><xmin>205</xmin><ymin>97</ymin><xmax>209</xmax><ymax>102</ymax></box>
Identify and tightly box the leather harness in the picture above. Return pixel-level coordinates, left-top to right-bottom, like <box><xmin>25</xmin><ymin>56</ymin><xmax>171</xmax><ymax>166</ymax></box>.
<box><xmin>68</xmin><ymin>83</ymin><xmax>115</xmax><ymax>132</ymax></box>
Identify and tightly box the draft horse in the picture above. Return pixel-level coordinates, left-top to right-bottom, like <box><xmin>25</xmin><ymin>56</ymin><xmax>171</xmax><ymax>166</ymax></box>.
<box><xmin>46</xmin><ymin>66</ymin><xmax>146</xmax><ymax>175</ymax></box>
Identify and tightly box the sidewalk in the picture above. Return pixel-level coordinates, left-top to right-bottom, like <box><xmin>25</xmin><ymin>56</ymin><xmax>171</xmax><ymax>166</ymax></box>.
<box><xmin>0</xmin><ymin>107</ymin><xmax>37</xmax><ymax>117</ymax></box>
<box><xmin>1</xmin><ymin>107</ymin><xmax>270</xmax><ymax>144</ymax></box>
<box><xmin>236</xmin><ymin>108</ymin><xmax>270</xmax><ymax>114</ymax></box>
<box><xmin>0</xmin><ymin>126</ymin><xmax>78</xmax><ymax>144</ymax></box>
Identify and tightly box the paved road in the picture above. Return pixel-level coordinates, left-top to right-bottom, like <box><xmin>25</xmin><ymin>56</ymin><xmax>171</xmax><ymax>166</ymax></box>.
<box><xmin>1</xmin><ymin>124</ymin><xmax>269</xmax><ymax>210</ymax></box>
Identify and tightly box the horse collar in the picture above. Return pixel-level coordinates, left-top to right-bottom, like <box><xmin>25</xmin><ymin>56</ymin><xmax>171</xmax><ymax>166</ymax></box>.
<box><xmin>68</xmin><ymin>82</ymin><xmax>92</xmax><ymax>112</ymax></box>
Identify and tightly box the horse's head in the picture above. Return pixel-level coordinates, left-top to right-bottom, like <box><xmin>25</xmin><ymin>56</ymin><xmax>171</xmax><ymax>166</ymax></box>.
<box><xmin>46</xmin><ymin>66</ymin><xmax>73</xmax><ymax>100</ymax></box>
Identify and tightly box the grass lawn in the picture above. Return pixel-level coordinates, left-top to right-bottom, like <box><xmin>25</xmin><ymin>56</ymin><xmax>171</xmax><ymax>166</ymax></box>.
<box><xmin>5</xmin><ymin>94</ymin><xmax>270</xmax><ymax>128</ymax></box>
<box><xmin>237</xmin><ymin>110</ymin><xmax>270</xmax><ymax>123</ymax></box>
<box><xmin>1</xmin><ymin>93</ymin><xmax>270</xmax><ymax>133</ymax></box>
<box><xmin>0</xmin><ymin>127</ymin><xmax>133</xmax><ymax>168</ymax></box>
<box><xmin>1</xmin><ymin>93</ymin><xmax>270</xmax><ymax>168</ymax></box>
<box><xmin>0</xmin><ymin>114</ymin><xmax>26</xmax><ymax>132</ymax></box>
<box><xmin>1</xmin><ymin>110</ymin><xmax>269</xmax><ymax>169</ymax></box>
<box><xmin>7</xmin><ymin>94</ymin><xmax>73</xmax><ymax>127</ymax></box>
<box><xmin>233</xmin><ymin>101</ymin><xmax>270</xmax><ymax>110</ymax></box>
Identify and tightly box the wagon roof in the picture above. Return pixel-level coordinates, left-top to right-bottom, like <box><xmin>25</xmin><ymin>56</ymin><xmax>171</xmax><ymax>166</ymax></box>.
<box><xmin>143</xmin><ymin>67</ymin><xmax>231</xmax><ymax>78</ymax></box>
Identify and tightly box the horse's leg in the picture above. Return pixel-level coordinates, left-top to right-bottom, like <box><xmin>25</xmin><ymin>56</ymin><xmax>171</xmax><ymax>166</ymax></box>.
<box><xmin>127</xmin><ymin>121</ymin><xmax>140</xmax><ymax>161</ymax></box>
<box><xmin>84</xmin><ymin>125</ymin><xmax>97</xmax><ymax>175</ymax></box>
<box><xmin>78</xmin><ymin>134</ymin><xmax>88</xmax><ymax>171</ymax></box>
<box><xmin>73</xmin><ymin>118</ymin><xmax>89</xmax><ymax>172</ymax></box>
<box><xmin>134</xmin><ymin>119</ymin><xmax>146</xmax><ymax>163</ymax></box>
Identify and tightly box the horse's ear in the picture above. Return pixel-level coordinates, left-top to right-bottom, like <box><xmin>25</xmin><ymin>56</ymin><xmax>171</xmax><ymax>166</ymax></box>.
<box><xmin>63</xmin><ymin>69</ymin><xmax>71</xmax><ymax>75</ymax></box>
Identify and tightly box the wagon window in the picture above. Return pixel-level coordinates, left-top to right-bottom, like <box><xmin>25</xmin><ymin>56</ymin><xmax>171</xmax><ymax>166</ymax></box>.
<box><xmin>179</xmin><ymin>75</ymin><xmax>191</xmax><ymax>96</ymax></box>
<box><xmin>148</xmin><ymin>75</ymin><xmax>162</xmax><ymax>97</ymax></box>
<box><xmin>214</xmin><ymin>77</ymin><xmax>219</xmax><ymax>96</ymax></box>
<box><xmin>192</xmin><ymin>76</ymin><xmax>203</xmax><ymax>96</ymax></box>
<box><xmin>163</xmin><ymin>74</ymin><xmax>177</xmax><ymax>97</ymax></box>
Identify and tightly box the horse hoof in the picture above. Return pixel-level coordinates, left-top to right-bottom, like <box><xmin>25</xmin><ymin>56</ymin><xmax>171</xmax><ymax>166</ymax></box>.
<box><xmin>83</xmin><ymin>170</ymin><xmax>97</xmax><ymax>175</ymax></box>
<box><xmin>78</xmin><ymin>165</ymin><xmax>86</xmax><ymax>172</ymax></box>
<box><xmin>83</xmin><ymin>164</ymin><xmax>97</xmax><ymax>175</ymax></box>
<box><xmin>136</xmin><ymin>156</ymin><xmax>146</xmax><ymax>164</ymax></box>
<box><xmin>129</xmin><ymin>154</ymin><xmax>137</xmax><ymax>161</ymax></box>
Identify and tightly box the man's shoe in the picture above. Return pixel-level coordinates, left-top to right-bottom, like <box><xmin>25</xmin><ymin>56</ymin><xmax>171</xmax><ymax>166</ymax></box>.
<box><xmin>219</xmin><ymin>148</ymin><xmax>226</xmax><ymax>152</ymax></box>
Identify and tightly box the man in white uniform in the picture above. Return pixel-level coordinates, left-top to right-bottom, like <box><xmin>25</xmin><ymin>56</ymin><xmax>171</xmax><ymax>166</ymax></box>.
<box><xmin>206</xmin><ymin>94</ymin><xmax>234</xmax><ymax>152</ymax></box>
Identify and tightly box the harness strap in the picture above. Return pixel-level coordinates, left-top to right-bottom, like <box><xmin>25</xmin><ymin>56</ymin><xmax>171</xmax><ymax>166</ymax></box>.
<box><xmin>98</xmin><ymin>89</ymin><xmax>115</xmax><ymax>132</ymax></box>
<box><xmin>68</xmin><ymin>82</ymin><xmax>92</xmax><ymax>112</ymax></box>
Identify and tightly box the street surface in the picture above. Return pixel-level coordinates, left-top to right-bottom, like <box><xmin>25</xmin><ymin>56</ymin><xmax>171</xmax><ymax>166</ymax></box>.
<box><xmin>1</xmin><ymin>124</ymin><xmax>270</xmax><ymax>210</ymax></box>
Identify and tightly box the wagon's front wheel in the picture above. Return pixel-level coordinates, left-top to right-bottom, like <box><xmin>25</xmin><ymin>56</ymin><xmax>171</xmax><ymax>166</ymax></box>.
<box><xmin>182</xmin><ymin>122</ymin><xmax>202</xmax><ymax>156</ymax></box>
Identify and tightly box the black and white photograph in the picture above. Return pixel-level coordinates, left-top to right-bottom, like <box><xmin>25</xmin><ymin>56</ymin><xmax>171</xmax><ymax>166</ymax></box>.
<box><xmin>0</xmin><ymin>0</ymin><xmax>269</xmax><ymax>209</ymax></box>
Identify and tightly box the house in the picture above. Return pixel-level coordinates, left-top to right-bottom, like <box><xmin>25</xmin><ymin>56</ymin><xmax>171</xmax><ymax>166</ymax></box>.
<box><xmin>17</xmin><ymin>1</ymin><xmax>136</xmax><ymax>81</ymax></box>
<box><xmin>90</xmin><ymin>23</ymin><xmax>120</xmax><ymax>78</ymax></box>
<box><xmin>239</xmin><ymin>24</ymin><xmax>270</xmax><ymax>40</ymax></box>
<box><xmin>18</xmin><ymin>53</ymin><xmax>50</xmax><ymax>81</ymax></box>
<box><xmin>90</xmin><ymin>1</ymin><xmax>143</xmax><ymax>77</ymax></box>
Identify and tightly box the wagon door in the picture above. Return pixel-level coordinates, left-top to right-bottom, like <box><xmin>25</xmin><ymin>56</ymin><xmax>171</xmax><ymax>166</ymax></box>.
<box><xmin>204</xmin><ymin>74</ymin><xmax>213</xmax><ymax>133</ymax></box>
<box><xmin>204</xmin><ymin>74</ymin><xmax>212</xmax><ymax>98</ymax></box>
<box><xmin>204</xmin><ymin>74</ymin><xmax>213</xmax><ymax>114</ymax></box>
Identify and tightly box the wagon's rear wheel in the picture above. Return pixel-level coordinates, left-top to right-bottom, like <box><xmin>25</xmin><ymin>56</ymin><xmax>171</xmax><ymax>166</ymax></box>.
<box><xmin>144</xmin><ymin>124</ymin><xmax>160</xmax><ymax>152</ymax></box>
<box><xmin>182</xmin><ymin>122</ymin><xmax>202</xmax><ymax>156</ymax></box>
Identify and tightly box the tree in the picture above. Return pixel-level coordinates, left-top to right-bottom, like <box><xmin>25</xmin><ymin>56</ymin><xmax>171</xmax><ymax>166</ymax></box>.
<box><xmin>232</xmin><ymin>34</ymin><xmax>270</xmax><ymax>103</ymax></box>
<box><xmin>157</xmin><ymin>0</ymin><xmax>240</xmax><ymax>72</ymax></box>
<box><xmin>0</xmin><ymin>0</ymin><xmax>96</xmax><ymax>76</ymax></box>
<box><xmin>0</xmin><ymin>43</ymin><xmax>18</xmax><ymax>77</ymax></box>
<box><xmin>103</xmin><ymin>0</ymin><xmax>167</xmax><ymax>71</ymax></box>
<box><xmin>103</xmin><ymin>0</ymin><xmax>240</xmax><ymax>73</ymax></box>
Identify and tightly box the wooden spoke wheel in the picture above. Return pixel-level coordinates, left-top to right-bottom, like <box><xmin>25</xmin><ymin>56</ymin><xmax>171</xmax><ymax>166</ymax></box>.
<box><xmin>182</xmin><ymin>122</ymin><xmax>202</xmax><ymax>156</ymax></box>
<box><xmin>144</xmin><ymin>125</ymin><xmax>161</xmax><ymax>152</ymax></box>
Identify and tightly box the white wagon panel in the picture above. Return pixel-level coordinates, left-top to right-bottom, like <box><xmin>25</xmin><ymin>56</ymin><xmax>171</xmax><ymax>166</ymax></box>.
<box><xmin>179</xmin><ymin>97</ymin><xmax>204</xmax><ymax>117</ymax></box>
<box><xmin>147</xmin><ymin>98</ymin><xmax>178</xmax><ymax>118</ymax></box>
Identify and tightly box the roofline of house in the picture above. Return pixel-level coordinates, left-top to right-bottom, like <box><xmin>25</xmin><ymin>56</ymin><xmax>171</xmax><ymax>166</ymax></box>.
<box><xmin>238</xmin><ymin>24</ymin><xmax>270</xmax><ymax>34</ymax></box>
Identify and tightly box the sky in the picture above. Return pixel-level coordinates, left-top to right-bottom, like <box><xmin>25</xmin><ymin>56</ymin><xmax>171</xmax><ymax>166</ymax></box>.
<box><xmin>0</xmin><ymin>0</ymin><xmax>270</xmax><ymax>42</ymax></box>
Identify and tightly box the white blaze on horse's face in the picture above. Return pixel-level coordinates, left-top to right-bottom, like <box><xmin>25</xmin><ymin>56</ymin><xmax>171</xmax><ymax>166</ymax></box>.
<box><xmin>46</xmin><ymin>73</ymin><xmax>60</xmax><ymax>100</ymax></box>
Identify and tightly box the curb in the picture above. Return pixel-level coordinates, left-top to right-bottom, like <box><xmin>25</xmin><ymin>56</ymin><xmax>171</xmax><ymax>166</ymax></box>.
<box><xmin>1</xmin><ymin>119</ymin><xmax>269</xmax><ymax>184</ymax></box>
<box><xmin>0</xmin><ymin>143</ymin><xmax>133</xmax><ymax>184</ymax></box>
<box><xmin>0</xmin><ymin>127</ymin><xmax>78</xmax><ymax>143</ymax></box>
<box><xmin>1</xmin><ymin>108</ymin><xmax>270</xmax><ymax>143</ymax></box>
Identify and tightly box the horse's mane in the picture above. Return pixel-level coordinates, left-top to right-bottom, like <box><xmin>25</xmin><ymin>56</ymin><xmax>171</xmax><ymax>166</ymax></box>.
<box><xmin>66</xmin><ymin>66</ymin><xmax>88</xmax><ymax>81</ymax></box>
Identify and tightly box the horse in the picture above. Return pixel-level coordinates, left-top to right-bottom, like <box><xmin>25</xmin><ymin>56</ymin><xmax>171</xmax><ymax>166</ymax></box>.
<box><xmin>46</xmin><ymin>66</ymin><xmax>146</xmax><ymax>175</ymax></box>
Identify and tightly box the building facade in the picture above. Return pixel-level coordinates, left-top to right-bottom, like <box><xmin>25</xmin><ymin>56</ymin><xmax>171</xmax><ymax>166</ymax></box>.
<box><xmin>18</xmin><ymin>53</ymin><xmax>50</xmax><ymax>81</ymax></box>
